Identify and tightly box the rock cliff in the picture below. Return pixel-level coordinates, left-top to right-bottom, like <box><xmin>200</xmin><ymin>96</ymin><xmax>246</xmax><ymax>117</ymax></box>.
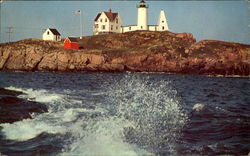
<box><xmin>0</xmin><ymin>31</ymin><xmax>249</xmax><ymax>76</ymax></box>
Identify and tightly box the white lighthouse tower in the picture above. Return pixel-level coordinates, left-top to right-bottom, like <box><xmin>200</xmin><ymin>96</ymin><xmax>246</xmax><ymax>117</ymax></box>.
<box><xmin>157</xmin><ymin>10</ymin><xmax>169</xmax><ymax>31</ymax></box>
<box><xmin>137</xmin><ymin>0</ymin><xmax>148</xmax><ymax>30</ymax></box>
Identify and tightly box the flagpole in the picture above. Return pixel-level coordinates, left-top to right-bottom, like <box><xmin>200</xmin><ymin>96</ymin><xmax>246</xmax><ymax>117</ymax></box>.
<box><xmin>80</xmin><ymin>10</ymin><xmax>83</xmax><ymax>39</ymax></box>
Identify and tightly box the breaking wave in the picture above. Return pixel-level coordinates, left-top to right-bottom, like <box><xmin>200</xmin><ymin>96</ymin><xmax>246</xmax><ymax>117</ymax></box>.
<box><xmin>1</xmin><ymin>75</ymin><xmax>188</xmax><ymax>155</ymax></box>
<box><xmin>5</xmin><ymin>86</ymin><xmax>62</xmax><ymax>103</ymax></box>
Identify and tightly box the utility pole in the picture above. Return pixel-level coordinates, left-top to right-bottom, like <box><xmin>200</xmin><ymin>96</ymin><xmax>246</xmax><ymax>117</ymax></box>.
<box><xmin>6</xmin><ymin>26</ymin><xmax>13</xmax><ymax>42</ymax></box>
<box><xmin>0</xmin><ymin>0</ymin><xmax>2</xmax><ymax>43</ymax></box>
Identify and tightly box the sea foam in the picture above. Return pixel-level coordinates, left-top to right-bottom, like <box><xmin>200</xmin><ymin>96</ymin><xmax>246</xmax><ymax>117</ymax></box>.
<box><xmin>5</xmin><ymin>86</ymin><xmax>62</xmax><ymax>103</ymax></box>
<box><xmin>0</xmin><ymin>118</ymin><xmax>65</xmax><ymax>141</ymax></box>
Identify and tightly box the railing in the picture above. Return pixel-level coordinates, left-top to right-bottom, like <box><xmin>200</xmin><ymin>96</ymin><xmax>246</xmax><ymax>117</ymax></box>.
<box><xmin>136</xmin><ymin>4</ymin><xmax>148</xmax><ymax>8</ymax></box>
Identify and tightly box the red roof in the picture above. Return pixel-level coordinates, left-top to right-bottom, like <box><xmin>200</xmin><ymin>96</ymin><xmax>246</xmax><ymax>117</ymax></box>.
<box><xmin>94</xmin><ymin>12</ymin><xmax>118</xmax><ymax>22</ymax></box>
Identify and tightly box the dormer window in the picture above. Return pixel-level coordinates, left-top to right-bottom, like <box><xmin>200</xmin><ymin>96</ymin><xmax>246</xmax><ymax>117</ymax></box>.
<box><xmin>100</xmin><ymin>19</ymin><xmax>102</xmax><ymax>22</ymax></box>
<box><xmin>116</xmin><ymin>18</ymin><xmax>118</xmax><ymax>24</ymax></box>
<box><xmin>47</xmin><ymin>31</ymin><xmax>49</xmax><ymax>35</ymax></box>
<box><xmin>105</xmin><ymin>18</ymin><xmax>107</xmax><ymax>22</ymax></box>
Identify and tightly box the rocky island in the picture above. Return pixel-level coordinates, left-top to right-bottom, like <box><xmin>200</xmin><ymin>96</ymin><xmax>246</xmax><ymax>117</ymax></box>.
<box><xmin>0</xmin><ymin>31</ymin><xmax>249</xmax><ymax>76</ymax></box>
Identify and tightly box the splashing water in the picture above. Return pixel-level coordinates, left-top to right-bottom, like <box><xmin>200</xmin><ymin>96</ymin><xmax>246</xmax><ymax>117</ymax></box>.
<box><xmin>102</xmin><ymin>75</ymin><xmax>188</xmax><ymax>154</ymax></box>
<box><xmin>1</xmin><ymin>74</ymin><xmax>188</xmax><ymax>156</ymax></box>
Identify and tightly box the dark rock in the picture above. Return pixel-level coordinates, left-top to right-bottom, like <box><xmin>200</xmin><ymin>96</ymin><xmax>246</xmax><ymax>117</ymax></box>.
<box><xmin>0</xmin><ymin>88</ymin><xmax>24</xmax><ymax>97</ymax></box>
<box><xmin>0</xmin><ymin>88</ymin><xmax>48</xmax><ymax>124</ymax></box>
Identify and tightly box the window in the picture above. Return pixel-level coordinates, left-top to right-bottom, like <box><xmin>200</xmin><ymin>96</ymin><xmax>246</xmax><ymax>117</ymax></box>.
<box><xmin>162</xmin><ymin>26</ymin><xmax>164</xmax><ymax>30</ymax></box>
<box><xmin>162</xmin><ymin>21</ymin><xmax>164</xmax><ymax>23</ymax></box>
<box><xmin>116</xmin><ymin>26</ymin><xmax>118</xmax><ymax>30</ymax></box>
<box><xmin>95</xmin><ymin>24</ymin><xmax>99</xmax><ymax>28</ymax></box>
<box><xmin>47</xmin><ymin>31</ymin><xmax>49</xmax><ymax>35</ymax></box>
<box><xmin>111</xmin><ymin>25</ymin><xmax>113</xmax><ymax>30</ymax></box>
<box><xmin>105</xmin><ymin>18</ymin><xmax>107</xmax><ymax>22</ymax></box>
<box><xmin>100</xmin><ymin>19</ymin><xmax>102</xmax><ymax>22</ymax></box>
<box><xmin>129</xmin><ymin>27</ymin><xmax>131</xmax><ymax>30</ymax></box>
<box><xmin>116</xmin><ymin>19</ymin><xmax>118</xmax><ymax>24</ymax></box>
<box><xmin>102</xmin><ymin>25</ymin><xmax>105</xmax><ymax>30</ymax></box>
<box><xmin>141</xmin><ymin>26</ymin><xmax>143</xmax><ymax>29</ymax></box>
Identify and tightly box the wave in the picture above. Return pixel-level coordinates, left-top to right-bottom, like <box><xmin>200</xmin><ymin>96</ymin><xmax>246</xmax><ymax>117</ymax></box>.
<box><xmin>61</xmin><ymin>117</ymin><xmax>152</xmax><ymax>156</ymax></box>
<box><xmin>1</xmin><ymin>75</ymin><xmax>188</xmax><ymax>155</ymax></box>
<box><xmin>61</xmin><ymin>75</ymin><xmax>188</xmax><ymax>155</ymax></box>
<box><xmin>5</xmin><ymin>86</ymin><xmax>62</xmax><ymax>103</ymax></box>
<box><xmin>0</xmin><ymin>118</ymin><xmax>65</xmax><ymax>141</ymax></box>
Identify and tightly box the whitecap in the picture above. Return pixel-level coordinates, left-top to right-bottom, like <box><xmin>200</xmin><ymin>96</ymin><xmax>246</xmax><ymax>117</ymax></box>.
<box><xmin>0</xmin><ymin>118</ymin><xmax>65</xmax><ymax>141</ymax></box>
<box><xmin>193</xmin><ymin>104</ymin><xmax>205</xmax><ymax>112</ymax></box>
<box><xmin>5</xmin><ymin>86</ymin><xmax>62</xmax><ymax>103</ymax></box>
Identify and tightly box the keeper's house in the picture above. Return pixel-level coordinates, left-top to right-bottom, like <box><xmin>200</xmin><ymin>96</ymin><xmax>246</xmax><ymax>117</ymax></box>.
<box><xmin>42</xmin><ymin>28</ymin><xmax>61</xmax><ymax>41</ymax></box>
<box><xmin>93</xmin><ymin>9</ymin><xmax>122</xmax><ymax>35</ymax></box>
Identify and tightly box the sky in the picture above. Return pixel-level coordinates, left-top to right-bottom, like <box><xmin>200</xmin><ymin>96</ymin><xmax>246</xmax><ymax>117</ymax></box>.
<box><xmin>0</xmin><ymin>0</ymin><xmax>249</xmax><ymax>44</ymax></box>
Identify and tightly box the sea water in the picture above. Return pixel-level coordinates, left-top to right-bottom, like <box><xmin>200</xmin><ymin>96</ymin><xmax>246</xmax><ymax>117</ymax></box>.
<box><xmin>0</xmin><ymin>72</ymin><xmax>249</xmax><ymax>155</ymax></box>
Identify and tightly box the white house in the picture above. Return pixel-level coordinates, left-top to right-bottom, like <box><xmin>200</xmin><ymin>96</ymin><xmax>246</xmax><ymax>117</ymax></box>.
<box><xmin>42</xmin><ymin>28</ymin><xmax>61</xmax><ymax>41</ymax></box>
<box><xmin>93</xmin><ymin>9</ymin><xmax>122</xmax><ymax>35</ymax></box>
<box><xmin>93</xmin><ymin>0</ymin><xmax>169</xmax><ymax>35</ymax></box>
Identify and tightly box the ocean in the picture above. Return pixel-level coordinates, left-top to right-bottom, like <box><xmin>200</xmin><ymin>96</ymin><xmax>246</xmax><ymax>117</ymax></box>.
<box><xmin>0</xmin><ymin>72</ymin><xmax>249</xmax><ymax>156</ymax></box>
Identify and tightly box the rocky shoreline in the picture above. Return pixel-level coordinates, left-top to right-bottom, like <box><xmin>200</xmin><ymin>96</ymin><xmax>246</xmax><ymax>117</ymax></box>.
<box><xmin>0</xmin><ymin>31</ymin><xmax>249</xmax><ymax>76</ymax></box>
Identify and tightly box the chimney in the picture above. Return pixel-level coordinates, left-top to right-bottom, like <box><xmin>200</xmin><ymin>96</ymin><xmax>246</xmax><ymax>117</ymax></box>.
<box><xmin>109</xmin><ymin>8</ymin><xmax>112</xmax><ymax>13</ymax></box>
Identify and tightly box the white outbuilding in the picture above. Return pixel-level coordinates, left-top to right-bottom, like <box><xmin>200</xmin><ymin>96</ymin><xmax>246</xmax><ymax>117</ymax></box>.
<box><xmin>157</xmin><ymin>10</ymin><xmax>169</xmax><ymax>31</ymax></box>
<box><xmin>42</xmin><ymin>28</ymin><xmax>61</xmax><ymax>41</ymax></box>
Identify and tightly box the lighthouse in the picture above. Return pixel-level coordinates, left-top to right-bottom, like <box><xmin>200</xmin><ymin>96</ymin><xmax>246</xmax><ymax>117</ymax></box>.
<box><xmin>94</xmin><ymin>0</ymin><xmax>170</xmax><ymax>34</ymax></box>
<box><xmin>137</xmin><ymin>0</ymin><xmax>148</xmax><ymax>30</ymax></box>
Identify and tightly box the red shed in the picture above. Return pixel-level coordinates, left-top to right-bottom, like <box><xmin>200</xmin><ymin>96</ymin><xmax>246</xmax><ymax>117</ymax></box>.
<box><xmin>64</xmin><ymin>37</ymin><xmax>79</xmax><ymax>49</ymax></box>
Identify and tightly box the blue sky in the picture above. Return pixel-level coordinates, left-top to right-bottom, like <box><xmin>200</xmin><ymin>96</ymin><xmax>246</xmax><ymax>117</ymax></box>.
<box><xmin>0</xmin><ymin>0</ymin><xmax>249</xmax><ymax>44</ymax></box>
